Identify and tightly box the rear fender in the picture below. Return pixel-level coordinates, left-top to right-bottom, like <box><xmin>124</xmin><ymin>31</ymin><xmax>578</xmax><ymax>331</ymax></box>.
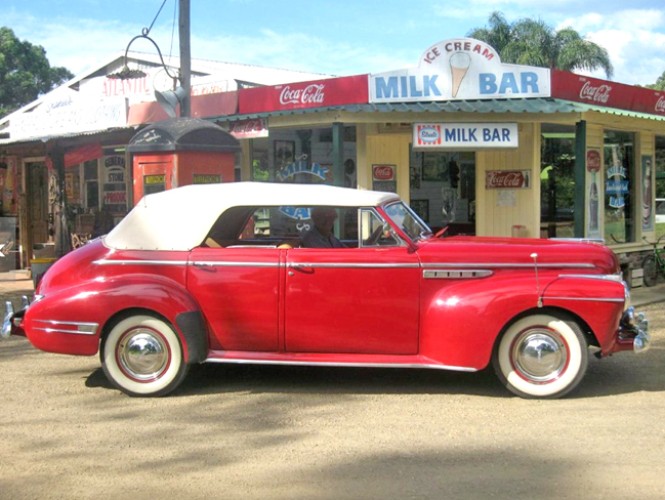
<box><xmin>25</xmin><ymin>274</ymin><xmax>207</xmax><ymax>361</ymax></box>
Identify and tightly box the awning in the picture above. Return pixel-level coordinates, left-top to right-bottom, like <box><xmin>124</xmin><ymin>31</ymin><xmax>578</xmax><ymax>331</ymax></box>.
<box><xmin>64</xmin><ymin>142</ymin><xmax>103</xmax><ymax>168</ymax></box>
<box><xmin>212</xmin><ymin>97</ymin><xmax>665</xmax><ymax>123</ymax></box>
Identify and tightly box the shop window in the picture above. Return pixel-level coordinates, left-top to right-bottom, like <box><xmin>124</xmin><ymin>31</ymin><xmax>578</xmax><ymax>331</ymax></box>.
<box><xmin>655</xmin><ymin>136</ymin><xmax>665</xmax><ymax>237</ymax></box>
<box><xmin>540</xmin><ymin>124</ymin><xmax>575</xmax><ymax>238</ymax></box>
<box><xmin>603</xmin><ymin>131</ymin><xmax>635</xmax><ymax>244</ymax></box>
<box><xmin>409</xmin><ymin>149</ymin><xmax>475</xmax><ymax>235</ymax></box>
<box><xmin>249</xmin><ymin>127</ymin><xmax>357</xmax><ymax>186</ymax></box>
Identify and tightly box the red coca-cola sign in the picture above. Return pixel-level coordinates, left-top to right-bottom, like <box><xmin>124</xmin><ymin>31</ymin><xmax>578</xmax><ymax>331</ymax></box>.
<box><xmin>279</xmin><ymin>84</ymin><xmax>325</xmax><ymax>106</ymax></box>
<box><xmin>485</xmin><ymin>170</ymin><xmax>530</xmax><ymax>189</ymax></box>
<box><xmin>586</xmin><ymin>149</ymin><xmax>601</xmax><ymax>172</ymax></box>
<box><xmin>373</xmin><ymin>164</ymin><xmax>395</xmax><ymax>181</ymax></box>
<box><xmin>552</xmin><ymin>69</ymin><xmax>665</xmax><ymax>117</ymax></box>
<box><xmin>579</xmin><ymin>81</ymin><xmax>612</xmax><ymax>104</ymax></box>
<box><xmin>239</xmin><ymin>75</ymin><xmax>369</xmax><ymax>114</ymax></box>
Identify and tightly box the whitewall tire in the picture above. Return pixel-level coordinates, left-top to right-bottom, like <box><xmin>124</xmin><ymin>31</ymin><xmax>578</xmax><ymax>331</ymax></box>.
<box><xmin>493</xmin><ymin>313</ymin><xmax>588</xmax><ymax>399</ymax></box>
<box><xmin>101</xmin><ymin>315</ymin><xmax>188</xmax><ymax>397</ymax></box>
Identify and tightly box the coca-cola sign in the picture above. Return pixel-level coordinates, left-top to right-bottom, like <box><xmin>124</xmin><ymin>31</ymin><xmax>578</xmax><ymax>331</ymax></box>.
<box><xmin>279</xmin><ymin>84</ymin><xmax>325</xmax><ymax>106</ymax></box>
<box><xmin>656</xmin><ymin>96</ymin><xmax>665</xmax><ymax>113</ymax></box>
<box><xmin>579</xmin><ymin>81</ymin><xmax>612</xmax><ymax>104</ymax></box>
<box><xmin>485</xmin><ymin>170</ymin><xmax>531</xmax><ymax>189</ymax></box>
<box><xmin>372</xmin><ymin>164</ymin><xmax>395</xmax><ymax>181</ymax></box>
<box><xmin>228</xmin><ymin>118</ymin><xmax>268</xmax><ymax>139</ymax></box>
<box><xmin>239</xmin><ymin>75</ymin><xmax>369</xmax><ymax>114</ymax></box>
<box><xmin>586</xmin><ymin>149</ymin><xmax>601</xmax><ymax>173</ymax></box>
<box><xmin>552</xmin><ymin>69</ymin><xmax>665</xmax><ymax>117</ymax></box>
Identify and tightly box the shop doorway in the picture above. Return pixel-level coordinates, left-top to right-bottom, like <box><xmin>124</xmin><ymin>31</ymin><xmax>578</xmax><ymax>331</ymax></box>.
<box><xmin>25</xmin><ymin>161</ymin><xmax>50</xmax><ymax>245</ymax></box>
<box><xmin>409</xmin><ymin>149</ymin><xmax>476</xmax><ymax>234</ymax></box>
<box><xmin>540</xmin><ymin>124</ymin><xmax>576</xmax><ymax>238</ymax></box>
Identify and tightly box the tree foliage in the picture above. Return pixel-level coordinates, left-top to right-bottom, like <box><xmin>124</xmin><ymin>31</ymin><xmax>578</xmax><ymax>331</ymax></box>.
<box><xmin>0</xmin><ymin>27</ymin><xmax>74</xmax><ymax>118</ymax></box>
<box><xmin>468</xmin><ymin>12</ymin><xmax>614</xmax><ymax>79</ymax></box>
<box><xmin>646</xmin><ymin>71</ymin><xmax>665</xmax><ymax>90</ymax></box>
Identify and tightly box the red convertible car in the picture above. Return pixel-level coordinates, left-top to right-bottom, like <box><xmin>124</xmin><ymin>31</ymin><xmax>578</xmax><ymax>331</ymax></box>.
<box><xmin>2</xmin><ymin>182</ymin><xmax>649</xmax><ymax>398</ymax></box>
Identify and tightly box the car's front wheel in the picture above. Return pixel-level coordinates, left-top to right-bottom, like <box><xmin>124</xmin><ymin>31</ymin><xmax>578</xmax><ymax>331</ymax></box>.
<box><xmin>492</xmin><ymin>313</ymin><xmax>588</xmax><ymax>399</ymax></box>
<box><xmin>101</xmin><ymin>314</ymin><xmax>188</xmax><ymax>397</ymax></box>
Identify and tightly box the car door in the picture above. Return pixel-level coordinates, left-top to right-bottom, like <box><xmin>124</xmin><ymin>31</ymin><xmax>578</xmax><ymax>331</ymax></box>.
<box><xmin>284</xmin><ymin>208</ymin><xmax>420</xmax><ymax>354</ymax></box>
<box><xmin>187</xmin><ymin>245</ymin><xmax>282</xmax><ymax>352</ymax></box>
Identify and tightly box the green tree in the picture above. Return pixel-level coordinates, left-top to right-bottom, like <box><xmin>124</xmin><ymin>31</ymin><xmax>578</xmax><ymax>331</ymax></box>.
<box><xmin>646</xmin><ymin>71</ymin><xmax>665</xmax><ymax>90</ymax></box>
<box><xmin>0</xmin><ymin>27</ymin><xmax>74</xmax><ymax>117</ymax></box>
<box><xmin>468</xmin><ymin>12</ymin><xmax>613</xmax><ymax>79</ymax></box>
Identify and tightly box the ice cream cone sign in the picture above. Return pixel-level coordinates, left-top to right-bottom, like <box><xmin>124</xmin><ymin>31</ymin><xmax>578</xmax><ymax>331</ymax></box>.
<box><xmin>450</xmin><ymin>52</ymin><xmax>471</xmax><ymax>98</ymax></box>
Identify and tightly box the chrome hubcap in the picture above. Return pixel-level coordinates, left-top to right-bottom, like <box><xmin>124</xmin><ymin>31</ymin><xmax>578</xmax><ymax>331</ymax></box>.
<box><xmin>512</xmin><ymin>329</ymin><xmax>567</xmax><ymax>383</ymax></box>
<box><xmin>118</xmin><ymin>329</ymin><xmax>168</xmax><ymax>381</ymax></box>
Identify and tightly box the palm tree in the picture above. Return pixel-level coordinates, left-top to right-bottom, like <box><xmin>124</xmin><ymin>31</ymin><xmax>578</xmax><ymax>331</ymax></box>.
<box><xmin>468</xmin><ymin>12</ymin><xmax>614</xmax><ymax>79</ymax></box>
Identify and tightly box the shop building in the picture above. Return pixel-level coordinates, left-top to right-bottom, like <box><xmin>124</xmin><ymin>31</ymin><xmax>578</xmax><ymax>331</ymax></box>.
<box><xmin>0</xmin><ymin>51</ymin><xmax>330</xmax><ymax>269</ymax></box>
<box><xmin>1</xmin><ymin>37</ymin><xmax>664</xmax><ymax>283</ymax></box>
<box><xmin>208</xmin><ymin>38</ymin><xmax>665</xmax><ymax>283</ymax></box>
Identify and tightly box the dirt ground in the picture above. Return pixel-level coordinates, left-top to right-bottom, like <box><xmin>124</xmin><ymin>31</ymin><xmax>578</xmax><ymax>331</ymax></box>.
<box><xmin>1</xmin><ymin>280</ymin><xmax>664</xmax><ymax>500</ymax></box>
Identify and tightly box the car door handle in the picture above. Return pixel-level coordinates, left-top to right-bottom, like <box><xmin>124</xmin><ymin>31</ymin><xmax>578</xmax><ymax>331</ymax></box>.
<box><xmin>192</xmin><ymin>262</ymin><xmax>217</xmax><ymax>272</ymax></box>
<box><xmin>289</xmin><ymin>264</ymin><xmax>314</xmax><ymax>275</ymax></box>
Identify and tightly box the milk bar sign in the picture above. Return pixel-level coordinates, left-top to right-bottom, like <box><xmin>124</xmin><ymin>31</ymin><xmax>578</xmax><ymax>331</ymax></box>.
<box><xmin>370</xmin><ymin>37</ymin><xmax>550</xmax><ymax>103</ymax></box>
<box><xmin>413</xmin><ymin>123</ymin><xmax>518</xmax><ymax>149</ymax></box>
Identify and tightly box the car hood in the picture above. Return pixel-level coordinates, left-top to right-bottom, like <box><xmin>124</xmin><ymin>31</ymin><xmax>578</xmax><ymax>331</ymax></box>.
<box><xmin>417</xmin><ymin>235</ymin><xmax>619</xmax><ymax>275</ymax></box>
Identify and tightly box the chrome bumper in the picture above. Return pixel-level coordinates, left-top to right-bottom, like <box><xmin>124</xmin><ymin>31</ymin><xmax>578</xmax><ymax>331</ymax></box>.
<box><xmin>1</xmin><ymin>296</ymin><xmax>30</xmax><ymax>339</ymax></box>
<box><xmin>618</xmin><ymin>307</ymin><xmax>650</xmax><ymax>353</ymax></box>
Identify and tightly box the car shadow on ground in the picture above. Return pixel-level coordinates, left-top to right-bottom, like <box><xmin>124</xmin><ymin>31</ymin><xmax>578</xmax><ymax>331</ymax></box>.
<box><xmin>84</xmin><ymin>351</ymin><xmax>665</xmax><ymax>399</ymax></box>
<box><xmin>85</xmin><ymin>363</ymin><xmax>508</xmax><ymax>398</ymax></box>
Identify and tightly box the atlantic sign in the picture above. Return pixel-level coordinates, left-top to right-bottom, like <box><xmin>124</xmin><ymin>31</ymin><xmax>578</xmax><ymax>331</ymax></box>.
<box><xmin>370</xmin><ymin>38</ymin><xmax>550</xmax><ymax>103</ymax></box>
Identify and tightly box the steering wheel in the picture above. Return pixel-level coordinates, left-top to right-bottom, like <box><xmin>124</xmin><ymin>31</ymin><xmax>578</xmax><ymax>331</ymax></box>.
<box><xmin>435</xmin><ymin>226</ymin><xmax>449</xmax><ymax>238</ymax></box>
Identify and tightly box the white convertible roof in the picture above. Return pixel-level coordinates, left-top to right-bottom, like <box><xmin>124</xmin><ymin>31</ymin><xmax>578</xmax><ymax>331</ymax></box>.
<box><xmin>105</xmin><ymin>182</ymin><xmax>401</xmax><ymax>251</ymax></box>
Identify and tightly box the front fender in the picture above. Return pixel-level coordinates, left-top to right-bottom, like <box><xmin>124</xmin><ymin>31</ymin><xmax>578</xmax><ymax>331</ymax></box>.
<box><xmin>541</xmin><ymin>275</ymin><xmax>626</xmax><ymax>354</ymax></box>
<box><xmin>419</xmin><ymin>273</ymin><xmax>627</xmax><ymax>368</ymax></box>
<box><xmin>420</xmin><ymin>274</ymin><xmax>541</xmax><ymax>369</ymax></box>
<box><xmin>24</xmin><ymin>274</ymin><xmax>204</xmax><ymax>359</ymax></box>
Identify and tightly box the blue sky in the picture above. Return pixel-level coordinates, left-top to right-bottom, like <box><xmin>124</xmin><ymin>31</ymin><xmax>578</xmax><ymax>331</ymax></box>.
<box><xmin>2</xmin><ymin>0</ymin><xmax>664</xmax><ymax>85</ymax></box>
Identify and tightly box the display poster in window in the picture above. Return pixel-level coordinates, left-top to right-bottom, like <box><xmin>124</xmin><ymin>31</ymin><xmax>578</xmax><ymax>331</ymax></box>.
<box><xmin>372</xmin><ymin>164</ymin><xmax>397</xmax><ymax>192</ymax></box>
<box><xmin>586</xmin><ymin>149</ymin><xmax>601</xmax><ymax>238</ymax></box>
<box><xmin>642</xmin><ymin>155</ymin><xmax>654</xmax><ymax>232</ymax></box>
<box><xmin>103</xmin><ymin>155</ymin><xmax>127</xmax><ymax>214</ymax></box>
<box><xmin>65</xmin><ymin>172</ymin><xmax>81</xmax><ymax>203</ymax></box>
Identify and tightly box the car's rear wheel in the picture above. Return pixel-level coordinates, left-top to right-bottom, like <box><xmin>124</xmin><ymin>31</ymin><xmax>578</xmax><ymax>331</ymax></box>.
<box><xmin>101</xmin><ymin>314</ymin><xmax>188</xmax><ymax>397</ymax></box>
<box><xmin>492</xmin><ymin>313</ymin><xmax>588</xmax><ymax>399</ymax></box>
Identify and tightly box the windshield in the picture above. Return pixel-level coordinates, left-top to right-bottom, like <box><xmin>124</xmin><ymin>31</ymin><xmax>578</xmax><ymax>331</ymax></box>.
<box><xmin>384</xmin><ymin>201</ymin><xmax>432</xmax><ymax>241</ymax></box>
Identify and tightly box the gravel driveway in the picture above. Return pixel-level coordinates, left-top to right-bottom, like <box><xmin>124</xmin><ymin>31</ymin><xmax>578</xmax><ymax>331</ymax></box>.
<box><xmin>1</xmin><ymin>280</ymin><xmax>664</xmax><ymax>500</ymax></box>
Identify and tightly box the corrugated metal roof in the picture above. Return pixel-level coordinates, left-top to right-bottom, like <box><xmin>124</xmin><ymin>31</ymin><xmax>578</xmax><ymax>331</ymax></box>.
<box><xmin>215</xmin><ymin>98</ymin><xmax>665</xmax><ymax>122</ymax></box>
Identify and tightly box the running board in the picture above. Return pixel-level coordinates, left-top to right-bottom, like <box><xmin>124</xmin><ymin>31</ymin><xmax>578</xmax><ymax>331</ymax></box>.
<box><xmin>204</xmin><ymin>350</ymin><xmax>477</xmax><ymax>372</ymax></box>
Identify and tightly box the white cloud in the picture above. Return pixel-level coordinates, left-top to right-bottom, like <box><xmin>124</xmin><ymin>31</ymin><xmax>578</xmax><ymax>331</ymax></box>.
<box><xmin>562</xmin><ymin>10</ymin><xmax>665</xmax><ymax>84</ymax></box>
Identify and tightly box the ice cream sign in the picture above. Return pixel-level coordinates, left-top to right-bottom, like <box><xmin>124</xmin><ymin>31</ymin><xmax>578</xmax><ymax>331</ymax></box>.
<box><xmin>370</xmin><ymin>38</ymin><xmax>550</xmax><ymax>103</ymax></box>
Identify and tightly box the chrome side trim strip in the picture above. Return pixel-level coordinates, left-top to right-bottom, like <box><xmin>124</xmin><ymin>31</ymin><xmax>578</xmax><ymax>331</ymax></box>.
<box><xmin>424</xmin><ymin>262</ymin><xmax>595</xmax><ymax>269</ymax></box>
<box><xmin>288</xmin><ymin>262</ymin><xmax>420</xmax><ymax>269</ymax></box>
<box><xmin>544</xmin><ymin>296</ymin><xmax>624</xmax><ymax>303</ymax></box>
<box><xmin>33</xmin><ymin>319</ymin><xmax>99</xmax><ymax>335</ymax></box>
<box><xmin>94</xmin><ymin>259</ymin><xmax>188</xmax><ymax>266</ymax></box>
<box><xmin>423</xmin><ymin>269</ymin><xmax>493</xmax><ymax>279</ymax></box>
<box><xmin>558</xmin><ymin>273</ymin><xmax>624</xmax><ymax>282</ymax></box>
<box><xmin>193</xmin><ymin>261</ymin><xmax>278</xmax><ymax>268</ymax></box>
<box><xmin>203</xmin><ymin>357</ymin><xmax>478</xmax><ymax>372</ymax></box>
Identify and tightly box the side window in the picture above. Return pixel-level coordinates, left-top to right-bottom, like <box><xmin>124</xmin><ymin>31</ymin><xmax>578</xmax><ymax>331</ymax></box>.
<box><xmin>359</xmin><ymin>209</ymin><xmax>400</xmax><ymax>248</ymax></box>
